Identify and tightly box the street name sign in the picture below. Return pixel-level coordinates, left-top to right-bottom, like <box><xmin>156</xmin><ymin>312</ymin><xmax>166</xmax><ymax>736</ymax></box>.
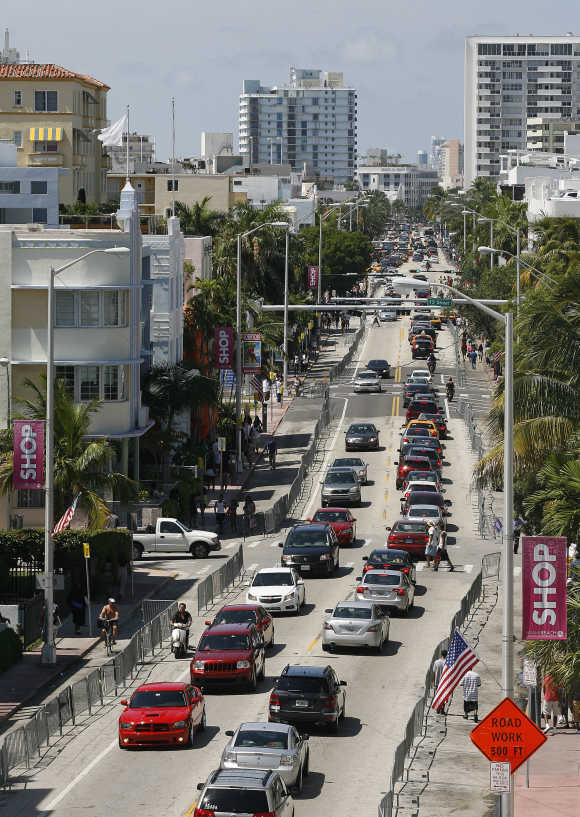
<box><xmin>470</xmin><ymin>697</ymin><xmax>546</xmax><ymax>773</ymax></box>
<box><xmin>427</xmin><ymin>298</ymin><xmax>452</xmax><ymax>307</ymax></box>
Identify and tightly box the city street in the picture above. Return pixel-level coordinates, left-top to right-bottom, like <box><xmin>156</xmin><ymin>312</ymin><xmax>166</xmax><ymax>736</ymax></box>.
<box><xmin>0</xmin><ymin>258</ymin><xmax>501</xmax><ymax>817</ymax></box>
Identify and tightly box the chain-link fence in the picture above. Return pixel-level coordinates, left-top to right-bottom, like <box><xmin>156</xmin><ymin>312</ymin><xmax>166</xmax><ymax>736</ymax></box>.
<box><xmin>196</xmin><ymin>544</ymin><xmax>245</xmax><ymax>614</ymax></box>
<box><xmin>377</xmin><ymin>563</ymin><xmax>487</xmax><ymax>817</ymax></box>
<box><xmin>0</xmin><ymin>599</ymin><xmax>178</xmax><ymax>787</ymax></box>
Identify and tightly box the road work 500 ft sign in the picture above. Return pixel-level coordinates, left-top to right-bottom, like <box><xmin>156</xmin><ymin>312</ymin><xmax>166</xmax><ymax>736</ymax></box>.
<box><xmin>470</xmin><ymin>697</ymin><xmax>546</xmax><ymax>773</ymax></box>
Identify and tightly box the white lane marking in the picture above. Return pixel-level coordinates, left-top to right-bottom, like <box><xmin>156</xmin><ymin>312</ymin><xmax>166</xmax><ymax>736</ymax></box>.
<box><xmin>303</xmin><ymin>397</ymin><xmax>349</xmax><ymax>519</ymax></box>
<box><xmin>351</xmin><ymin>319</ymin><xmax>373</xmax><ymax>380</ymax></box>
<box><xmin>416</xmin><ymin>563</ymin><xmax>425</xmax><ymax>572</ymax></box>
<box><xmin>513</xmin><ymin>566</ymin><xmax>521</xmax><ymax>577</ymax></box>
<box><xmin>444</xmin><ymin>397</ymin><xmax>450</xmax><ymax>424</ymax></box>
<box><xmin>464</xmin><ymin>564</ymin><xmax>474</xmax><ymax>573</ymax></box>
<box><xmin>223</xmin><ymin>542</ymin><xmax>237</xmax><ymax>550</ymax></box>
<box><xmin>44</xmin><ymin>738</ymin><xmax>118</xmax><ymax>810</ymax></box>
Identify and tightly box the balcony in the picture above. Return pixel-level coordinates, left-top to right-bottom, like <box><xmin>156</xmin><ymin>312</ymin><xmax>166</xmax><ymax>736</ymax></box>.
<box><xmin>27</xmin><ymin>153</ymin><xmax>64</xmax><ymax>167</ymax></box>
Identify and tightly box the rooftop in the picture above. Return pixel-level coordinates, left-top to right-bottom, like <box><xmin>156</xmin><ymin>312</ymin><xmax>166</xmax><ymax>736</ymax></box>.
<box><xmin>0</xmin><ymin>63</ymin><xmax>109</xmax><ymax>89</ymax></box>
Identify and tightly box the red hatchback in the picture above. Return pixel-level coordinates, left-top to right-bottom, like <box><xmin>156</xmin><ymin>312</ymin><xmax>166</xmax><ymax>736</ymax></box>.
<box><xmin>395</xmin><ymin>455</ymin><xmax>432</xmax><ymax>489</ymax></box>
<box><xmin>386</xmin><ymin>519</ymin><xmax>430</xmax><ymax>558</ymax></box>
<box><xmin>309</xmin><ymin>508</ymin><xmax>357</xmax><ymax>545</ymax></box>
<box><xmin>190</xmin><ymin>623</ymin><xmax>265</xmax><ymax>691</ymax></box>
<box><xmin>207</xmin><ymin>604</ymin><xmax>274</xmax><ymax>649</ymax></box>
<box><xmin>118</xmin><ymin>682</ymin><xmax>205</xmax><ymax>748</ymax></box>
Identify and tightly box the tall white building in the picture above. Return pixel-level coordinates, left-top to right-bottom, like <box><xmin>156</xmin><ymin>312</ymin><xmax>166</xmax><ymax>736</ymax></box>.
<box><xmin>239</xmin><ymin>68</ymin><xmax>357</xmax><ymax>185</ymax></box>
<box><xmin>356</xmin><ymin>165</ymin><xmax>439</xmax><ymax>209</ymax></box>
<box><xmin>465</xmin><ymin>35</ymin><xmax>580</xmax><ymax>187</ymax></box>
<box><xmin>429</xmin><ymin>137</ymin><xmax>447</xmax><ymax>171</ymax></box>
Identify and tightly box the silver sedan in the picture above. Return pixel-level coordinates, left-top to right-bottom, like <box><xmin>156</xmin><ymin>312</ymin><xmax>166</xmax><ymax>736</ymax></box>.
<box><xmin>322</xmin><ymin>600</ymin><xmax>390</xmax><ymax>652</ymax></box>
<box><xmin>220</xmin><ymin>721</ymin><xmax>310</xmax><ymax>791</ymax></box>
<box><xmin>353</xmin><ymin>370</ymin><xmax>382</xmax><ymax>393</ymax></box>
<box><xmin>354</xmin><ymin>569</ymin><xmax>415</xmax><ymax>616</ymax></box>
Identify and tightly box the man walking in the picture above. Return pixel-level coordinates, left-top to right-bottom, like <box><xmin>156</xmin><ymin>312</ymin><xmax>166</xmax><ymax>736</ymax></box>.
<box><xmin>542</xmin><ymin>673</ymin><xmax>561</xmax><ymax>735</ymax></box>
<box><xmin>432</xmin><ymin>649</ymin><xmax>448</xmax><ymax>714</ymax></box>
<box><xmin>461</xmin><ymin>668</ymin><xmax>481</xmax><ymax>722</ymax></box>
<box><xmin>433</xmin><ymin>528</ymin><xmax>455</xmax><ymax>572</ymax></box>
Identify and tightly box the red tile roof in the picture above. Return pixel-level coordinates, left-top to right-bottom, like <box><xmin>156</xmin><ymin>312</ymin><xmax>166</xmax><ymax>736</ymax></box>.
<box><xmin>0</xmin><ymin>63</ymin><xmax>109</xmax><ymax>89</ymax></box>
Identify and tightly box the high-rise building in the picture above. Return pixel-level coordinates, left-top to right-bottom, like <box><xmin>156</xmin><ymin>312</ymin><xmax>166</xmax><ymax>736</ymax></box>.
<box><xmin>439</xmin><ymin>140</ymin><xmax>464</xmax><ymax>189</ymax></box>
<box><xmin>417</xmin><ymin>150</ymin><xmax>428</xmax><ymax>167</ymax></box>
<box><xmin>356</xmin><ymin>164</ymin><xmax>439</xmax><ymax>209</ymax></box>
<box><xmin>464</xmin><ymin>35</ymin><xmax>580</xmax><ymax>186</ymax></box>
<box><xmin>526</xmin><ymin>117</ymin><xmax>580</xmax><ymax>153</ymax></box>
<box><xmin>429</xmin><ymin>137</ymin><xmax>447</xmax><ymax>171</ymax></box>
<box><xmin>239</xmin><ymin>68</ymin><xmax>357</xmax><ymax>185</ymax></box>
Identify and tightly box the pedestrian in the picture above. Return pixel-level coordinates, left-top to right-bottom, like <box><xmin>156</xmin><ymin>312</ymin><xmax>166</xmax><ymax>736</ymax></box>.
<box><xmin>301</xmin><ymin>351</ymin><xmax>308</xmax><ymax>371</ymax></box>
<box><xmin>205</xmin><ymin>466</ymin><xmax>216</xmax><ymax>493</ymax></box>
<box><xmin>477</xmin><ymin>342</ymin><xmax>484</xmax><ymax>362</ymax></box>
<box><xmin>263</xmin><ymin>377</ymin><xmax>271</xmax><ymax>403</ymax></box>
<box><xmin>570</xmin><ymin>677</ymin><xmax>580</xmax><ymax>733</ymax></box>
<box><xmin>425</xmin><ymin>520</ymin><xmax>439</xmax><ymax>568</ymax></box>
<box><xmin>228</xmin><ymin>498</ymin><xmax>239</xmax><ymax>532</ymax></box>
<box><xmin>461</xmin><ymin>340</ymin><xmax>467</xmax><ymax>361</ymax></box>
<box><xmin>542</xmin><ymin>673</ymin><xmax>561</xmax><ymax>735</ymax></box>
<box><xmin>432</xmin><ymin>649</ymin><xmax>448</xmax><ymax>713</ymax></box>
<box><xmin>293</xmin><ymin>353</ymin><xmax>300</xmax><ymax>374</ymax></box>
<box><xmin>294</xmin><ymin>375</ymin><xmax>301</xmax><ymax>397</ymax></box>
<box><xmin>253</xmin><ymin>415</ymin><xmax>263</xmax><ymax>433</ymax></box>
<box><xmin>214</xmin><ymin>493</ymin><xmax>226</xmax><ymax>535</ymax></box>
<box><xmin>513</xmin><ymin>516</ymin><xmax>524</xmax><ymax>554</ymax></box>
<box><xmin>469</xmin><ymin>349</ymin><xmax>477</xmax><ymax>369</ymax></box>
<box><xmin>276</xmin><ymin>378</ymin><xmax>283</xmax><ymax>404</ymax></box>
<box><xmin>198</xmin><ymin>495</ymin><xmax>206</xmax><ymax>526</ymax></box>
<box><xmin>461</xmin><ymin>669</ymin><xmax>481</xmax><ymax>722</ymax></box>
<box><xmin>243</xmin><ymin>494</ymin><xmax>256</xmax><ymax>537</ymax></box>
<box><xmin>433</xmin><ymin>528</ymin><xmax>455</xmax><ymax>571</ymax></box>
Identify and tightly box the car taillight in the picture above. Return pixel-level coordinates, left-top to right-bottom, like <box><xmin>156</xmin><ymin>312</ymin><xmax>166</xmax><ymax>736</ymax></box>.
<box><xmin>397</xmin><ymin>589</ymin><xmax>405</xmax><ymax>596</ymax></box>
<box><xmin>269</xmin><ymin>692</ymin><xmax>280</xmax><ymax>712</ymax></box>
<box><xmin>356</xmin><ymin>586</ymin><xmax>364</xmax><ymax>593</ymax></box>
<box><xmin>253</xmin><ymin>812</ymin><xmax>276</xmax><ymax>817</ymax></box>
<box><xmin>402</xmin><ymin>568</ymin><xmax>409</xmax><ymax>573</ymax></box>
<box><xmin>194</xmin><ymin>810</ymin><xmax>215</xmax><ymax>817</ymax></box>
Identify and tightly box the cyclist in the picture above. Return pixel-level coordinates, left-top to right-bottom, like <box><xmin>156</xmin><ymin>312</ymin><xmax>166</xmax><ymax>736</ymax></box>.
<box><xmin>98</xmin><ymin>598</ymin><xmax>119</xmax><ymax>647</ymax></box>
<box><xmin>171</xmin><ymin>602</ymin><xmax>192</xmax><ymax>649</ymax></box>
<box><xmin>446</xmin><ymin>377</ymin><xmax>455</xmax><ymax>402</ymax></box>
<box><xmin>427</xmin><ymin>353</ymin><xmax>436</xmax><ymax>374</ymax></box>
<box><xmin>266</xmin><ymin>437</ymin><xmax>277</xmax><ymax>469</ymax></box>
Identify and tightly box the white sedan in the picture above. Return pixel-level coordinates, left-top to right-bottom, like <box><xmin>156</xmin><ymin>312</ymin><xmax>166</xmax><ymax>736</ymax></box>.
<box><xmin>408</xmin><ymin>368</ymin><xmax>432</xmax><ymax>383</ymax></box>
<box><xmin>246</xmin><ymin>567</ymin><xmax>306</xmax><ymax>614</ymax></box>
<box><xmin>353</xmin><ymin>370</ymin><xmax>382</xmax><ymax>393</ymax></box>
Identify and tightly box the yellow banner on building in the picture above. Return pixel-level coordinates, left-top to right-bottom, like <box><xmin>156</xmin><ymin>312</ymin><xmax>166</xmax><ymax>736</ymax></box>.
<box><xmin>29</xmin><ymin>127</ymin><xmax>62</xmax><ymax>142</ymax></box>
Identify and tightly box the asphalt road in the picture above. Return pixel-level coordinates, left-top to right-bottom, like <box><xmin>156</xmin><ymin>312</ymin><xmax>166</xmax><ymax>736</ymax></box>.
<box><xmin>0</xmin><ymin>256</ymin><xmax>499</xmax><ymax>817</ymax></box>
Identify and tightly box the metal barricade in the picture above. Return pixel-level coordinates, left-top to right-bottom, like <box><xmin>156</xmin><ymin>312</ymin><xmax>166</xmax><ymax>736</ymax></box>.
<box><xmin>142</xmin><ymin>599</ymin><xmax>177</xmax><ymax>626</ymax></box>
<box><xmin>71</xmin><ymin>677</ymin><xmax>89</xmax><ymax>718</ymax></box>
<box><xmin>87</xmin><ymin>669</ymin><xmax>103</xmax><ymax>710</ymax></box>
<box><xmin>197</xmin><ymin>574</ymin><xmax>213</xmax><ymax>614</ymax></box>
<box><xmin>57</xmin><ymin>688</ymin><xmax>73</xmax><ymax>727</ymax></box>
<box><xmin>482</xmin><ymin>551</ymin><xmax>501</xmax><ymax>580</ymax></box>
<box><xmin>4</xmin><ymin>729</ymin><xmax>28</xmax><ymax>771</ymax></box>
<box><xmin>45</xmin><ymin>696</ymin><xmax>61</xmax><ymax>736</ymax></box>
<box><xmin>100</xmin><ymin>660</ymin><xmax>117</xmax><ymax>696</ymax></box>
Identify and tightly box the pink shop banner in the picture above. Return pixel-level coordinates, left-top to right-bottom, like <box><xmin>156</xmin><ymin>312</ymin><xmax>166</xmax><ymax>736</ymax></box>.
<box><xmin>13</xmin><ymin>420</ymin><xmax>45</xmax><ymax>491</ymax></box>
<box><xmin>215</xmin><ymin>327</ymin><xmax>234</xmax><ymax>369</ymax></box>
<box><xmin>522</xmin><ymin>536</ymin><xmax>567</xmax><ymax>641</ymax></box>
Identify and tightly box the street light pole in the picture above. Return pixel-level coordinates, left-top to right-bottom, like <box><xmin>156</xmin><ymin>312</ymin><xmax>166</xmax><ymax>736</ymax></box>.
<box><xmin>282</xmin><ymin>227</ymin><xmax>289</xmax><ymax>396</ymax></box>
<box><xmin>490</xmin><ymin>221</ymin><xmax>494</xmax><ymax>270</ymax></box>
<box><xmin>236</xmin><ymin>233</ymin><xmax>242</xmax><ymax>469</ymax></box>
<box><xmin>463</xmin><ymin>210</ymin><xmax>467</xmax><ymax>254</ymax></box>
<box><xmin>516</xmin><ymin>228</ymin><xmax>520</xmax><ymax>336</ymax></box>
<box><xmin>318</xmin><ymin>214</ymin><xmax>323</xmax><ymax>305</ymax></box>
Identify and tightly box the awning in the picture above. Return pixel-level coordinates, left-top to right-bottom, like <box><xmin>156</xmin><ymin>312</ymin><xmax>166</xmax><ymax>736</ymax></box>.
<box><xmin>29</xmin><ymin>127</ymin><xmax>63</xmax><ymax>142</ymax></box>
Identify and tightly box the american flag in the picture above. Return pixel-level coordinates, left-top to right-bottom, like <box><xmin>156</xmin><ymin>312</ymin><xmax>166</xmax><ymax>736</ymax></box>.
<box><xmin>432</xmin><ymin>629</ymin><xmax>479</xmax><ymax>710</ymax></box>
<box><xmin>250</xmin><ymin>375</ymin><xmax>263</xmax><ymax>401</ymax></box>
<box><xmin>53</xmin><ymin>494</ymin><xmax>80</xmax><ymax>535</ymax></box>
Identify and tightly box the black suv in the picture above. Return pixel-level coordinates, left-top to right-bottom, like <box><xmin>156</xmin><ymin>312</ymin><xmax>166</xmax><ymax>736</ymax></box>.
<box><xmin>269</xmin><ymin>665</ymin><xmax>347</xmax><ymax>731</ymax></box>
<box><xmin>279</xmin><ymin>524</ymin><xmax>340</xmax><ymax>576</ymax></box>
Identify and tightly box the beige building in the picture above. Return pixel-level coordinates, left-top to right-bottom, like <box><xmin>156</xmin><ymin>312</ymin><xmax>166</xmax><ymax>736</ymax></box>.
<box><xmin>0</xmin><ymin>63</ymin><xmax>109</xmax><ymax>206</ymax></box>
<box><xmin>439</xmin><ymin>140</ymin><xmax>464</xmax><ymax>189</ymax></box>
<box><xmin>526</xmin><ymin>117</ymin><xmax>580</xmax><ymax>154</ymax></box>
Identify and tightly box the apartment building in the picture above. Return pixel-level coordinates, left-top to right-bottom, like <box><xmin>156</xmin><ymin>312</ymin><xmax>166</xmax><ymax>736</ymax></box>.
<box><xmin>0</xmin><ymin>140</ymin><xmax>65</xmax><ymax>225</ymax></box>
<box><xmin>239</xmin><ymin>68</ymin><xmax>357</xmax><ymax>185</ymax></box>
<box><xmin>439</xmin><ymin>139</ymin><xmax>464</xmax><ymax>189</ymax></box>
<box><xmin>465</xmin><ymin>35</ymin><xmax>580</xmax><ymax>186</ymax></box>
<box><xmin>109</xmin><ymin>132</ymin><xmax>155</xmax><ymax>175</ymax></box>
<box><xmin>356</xmin><ymin>165</ymin><xmax>439</xmax><ymax>209</ymax></box>
<box><xmin>526</xmin><ymin>116</ymin><xmax>580</xmax><ymax>153</ymax></box>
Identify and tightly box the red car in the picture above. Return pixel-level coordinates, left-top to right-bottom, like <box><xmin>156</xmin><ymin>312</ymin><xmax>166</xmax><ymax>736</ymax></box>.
<box><xmin>118</xmin><ymin>682</ymin><xmax>205</xmax><ymax>748</ymax></box>
<box><xmin>309</xmin><ymin>508</ymin><xmax>357</xmax><ymax>545</ymax></box>
<box><xmin>207</xmin><ymin>603</ymin><xmax>274</xmax><ymax>649</ymax></box>
<box><xmin>386</xmin><ymin>519</ymin><xmax>430</xmax><ymax>558</ymax></box>
<box><xmin>395</xmin><ymin>454</ymin><xmax>432</xmax><ymax>489</ymax></box>
<box><xmin>406</xmin><ymin>398</ymin><xmax>439</xmax><ymax>422</ymax></box>
<box><xmin>190</xmin><ymin>622</ymin><xmax>265</xmax><ymax>691</ymax></box>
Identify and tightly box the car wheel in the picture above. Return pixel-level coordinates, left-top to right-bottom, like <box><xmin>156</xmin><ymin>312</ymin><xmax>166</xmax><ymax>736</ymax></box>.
<box><xmin>304</xmin><ymin>750</ymin><xmax>310</xmax><ymax>776</ymax></box>
<box><xmin>191</xmin><ymin>542</ymin><xmax>209</xmax><ymax>559</ymax></box>
<box><xmin>187</xmin><ymin>720</ymin><xmax>195</xmax><ymax>747</ymax></box>
<box><xmin>132</xmin><ymin>543</ymin><xmax>143</xmax><ymax>561</ymax></box>
<box><xmin>248</xmin><ymin>668</ymin><xmax>257</xmax><ymax>692</ymax></box>
<box><xmin>322</xmin><ymin>643</ymin><xmax>330</xmax><ymax>652</ymax></box>
<box><xmin>294</xmin><ymin>764</ymin><xmax>304</xmax><ymax>794</ymax></box>
<box><xmin>198</xmin><ymin>709</ymin><xmax>206</xmax><ymax>733</ymax></box>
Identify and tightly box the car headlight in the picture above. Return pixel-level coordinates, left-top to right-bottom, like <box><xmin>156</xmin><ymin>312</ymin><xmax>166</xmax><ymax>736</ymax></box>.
<box><xmin>120</xmin><ymin>721</ymin><xmax>134</xmax><ymax>730</ymax></box>
<box><xmin>211</xmin><ymin>536</ymin><xmax>219</xmax><ymax>543</ymax></box>
<box><xmin>369</xmin><ymin>436</ymin><xmax>377</xmax><ymax>442</ymax></box>
<box><xmin>237</xmin><ymin>660</ymin><xmax>250</xmax><ymax>669</ymax></box>
<box><xmin>193</xmin><ymin>660</ymin><xmax>205</xmax><ymax>671</ymax></box>
<box><xmin>319</xmin><ymin>553</ymin><xmax>330</xmax><ymax>561</ymax></box>
<box><xmin>280</xmin><ymin>753</ymin><xmax>294</xmax><ymax>766</ymax></box>
<box><xmin>349</xmin><ymin>486</ymin><xmax>359</xmax><ymax>493</ymax></box>
<box><xmin>283</xmin><ymin>591</ymin><xmax>296</xmax><ymax>601</ymax></box>
<box><xmin>247</xmin><ymin>592</ymin><xmax>257</xmax><ymax>601</ymax></box>
<box><xmin>281</xmin><ymin>555</ymin><xmax>291</xmax><ymax>563</ymax></box>
<box><xmin>172</xmin><ymin>720</ymin><xmax>187</xmax><ymax>729</ymax></box>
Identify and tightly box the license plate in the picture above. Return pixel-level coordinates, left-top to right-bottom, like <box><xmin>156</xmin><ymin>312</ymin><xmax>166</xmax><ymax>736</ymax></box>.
<box><xmin>295</xmin><ymin>700</ymin><xmax>309</xmax><ymax>708</ymax></box>
<box><xmin>405</xmin><ymin>538</ymin><xmax>415</xmax><ymax>543</ymax></box>
<box><xmin>301</xmin><ymin>564</ymin><xmax>311</xmax><ymax>571</ymax></box>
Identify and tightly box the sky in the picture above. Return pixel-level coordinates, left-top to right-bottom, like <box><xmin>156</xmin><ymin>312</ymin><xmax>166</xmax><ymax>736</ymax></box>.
<box><xmin>5</xmin><ymin>0</ymin><xmax>580</xmax><ymax>163</ymax></box>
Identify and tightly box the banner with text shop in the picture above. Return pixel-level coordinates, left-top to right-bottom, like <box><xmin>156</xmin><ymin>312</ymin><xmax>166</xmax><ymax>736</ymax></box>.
<box><xmin>215</xmin><ymin>326</ymin><xmax>234</xmax><ymax>369</ymax></box>
<box><xmin>522</xmin><ymin>536</ymin><xmax>567</xmax><ymax>641</ymax></box>
<box><xmin>13</xmin><ymin>420</ymin><xmax>45</xmax><ymax>491</ymax></box>
<box><xmin>307</xmin><ymin>265</ymin><xmax>319</xmax><ymax>290</ymax></box>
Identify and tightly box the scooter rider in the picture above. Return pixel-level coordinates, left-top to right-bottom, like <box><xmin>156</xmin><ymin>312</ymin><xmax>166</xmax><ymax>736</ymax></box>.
<box><xmin>427</xmin><ymin>352</ymin><xmax>436</xmax><ymax>374</ymax></box>
<box><xmin>446</xmin><ymin>377</ymin><xmax>455</xmax><ymax>401</ymax></box>
<box><xmin>171</xmin><ymin>602</ymin><xmax>192</xmax><ymax>649</ymax></box>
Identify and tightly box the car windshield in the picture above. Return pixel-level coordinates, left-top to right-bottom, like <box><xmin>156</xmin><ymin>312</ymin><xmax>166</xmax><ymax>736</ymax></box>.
<box><xmin>234</xmin><ymin>729</ymin><xmax>289</xmax><ymax>749</ymax></box>
<box><xmin>369</xmin><ymin>360</ymin><xmax>388</xmax><ymax>367</ymax></box>
<box><xmin>370</xmin><ymin>550</ymin><xmax>406</xmax><ymax>564</ymax></box>
<box><xmin>364</xmin><ymin>574</ymin><xmax>400</xmax><ymax>586</ymax></box>
<box><xmin>325</xmin><ymin>472</ymin><xmax>356</xmax><ymax>485</ymax></box>
<box><xmin>333</xmin><ymin>458</ymin><xmax>363</xmax><ymax>468</ymax></box>
<box><xmin>409</xmin><ymin>483</ymin><xmax>438</xmax><ymax>493</ymax></box>
<box><xmin>314</xmin><ymin>511</ymin><xmax>349</xmax><ymax>522</ymax></box>
<box><xmin>253</xmin><ymin>571</ymin><xmax>295</xmax><ymax>586</ymax></box>
<box><xmin>408</xmin><ymin>471</ymin><xmax>437</xmax><ymax>482</ymax></box>
<box><xmin>333</xmin><ymin>605</ymin><xmax>372</xmax><ymax>619</ymax></box>
<box><xmin>396</xmin><ymin>522</ymin><xmax>427</xmax><ymax>533</ymax></box>
<box><xmin>349</xmin><ymin>425</ymin><xmax>375</xmax><ymax>434</ymax></box>
<box><xmin>215</xmin><ymin>609</ymin><xmax>257</xmax><ymax>625</ymax></box>
<box><xmin>198</xmin><ymin>634</ymin><xmax>251</xmax><ymax>651</ymax></box>
<box><xmin>406</xmin><ymin>428</ymin><xmax>430</xmax><ymax>436</ymax></box>
<box><xmin>130</xmin><ymin>690</ymin><xmax>187</xmax><ymax>708</ymax></box>
<box><xmin>276</xmin><ymin>676</ymin><xmax>326</xmax><ymax>693</ymax></box>
<box><xmin>200</xmin><ymin>790</ymin><xmax>268</xmax><ymax>812</ymax></box>
<box><xmin>358</xmin><ymin>372</ymin><xmax>378</xmax><ymax>380</ymax></box>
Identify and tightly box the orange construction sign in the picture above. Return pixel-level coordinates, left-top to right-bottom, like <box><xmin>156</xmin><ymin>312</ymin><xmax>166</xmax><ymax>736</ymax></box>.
<box><xmin>470</xmin><ymin>697</ymin><xmax>546</xmax><ymax>773</ymax></box>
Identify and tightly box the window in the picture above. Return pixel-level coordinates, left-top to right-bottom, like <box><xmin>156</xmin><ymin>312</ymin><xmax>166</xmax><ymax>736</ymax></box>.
<box><xmin>167</xmin><ymin>179</ymin><xmax>178</xmax><ymax>191</ymax></box>
<box><xmin>34</xmin><ymin>141</ymin><xmax>58</xmax><ymax>153</ymax></box>
<box><xmin>17</xmin><ymin>489</ymin><xmax>45</xmax><ymax>508</ymax></box>
<box><xmin>31</xmin><ymin>181</ymin><xmax>48</xmax><ymax>194</ymax></box>
<box><xmin>13</xmin><ymin>131</ymin><xmax>22</xmax><ymax>148</ymax></box>
<box><xmin>79</xmin><ymin>366</ymin><xmax>99</xmax><ymax>401</ymax></box>
<box><xmin>80</xmin><ymin>291</ymin><xmax>99</xmax><ymax>327</ymax></box>
<box><xmin>103</xmin><ymin>291</ymin><xmax>125</xmax><ymax>327</ymax></box>
<box><xmin>32</xmin><ymin>208</ymin><xmax>47</xmax><ymax>223</ymax></box>
<box><xmin>34</xmin><ymin>90</ymin><xmax>57</xmax><ymax>112</ymax></box>
<box><xmin>103</xmin><ymin>366</ymin><xmax>119</xmax><ymax>400</ymax></box>
<box><xmin>56</xmin><ymin>366</ymin><xmax>75</xmax><ymax>396</ymax></box>
<box><xmin>0</xmin><ymin>181</ymin><xmax>20</xmax><ymax>194</ymax></box>
<box><xmin>13</xmin><ymin>90</ymin><xmax>22</xmax><ymax>106</ymax></box>
<box><xmin>312</xmin><ymin>97</ymin><xmax>319</xmax><ymax>105</ymax></box>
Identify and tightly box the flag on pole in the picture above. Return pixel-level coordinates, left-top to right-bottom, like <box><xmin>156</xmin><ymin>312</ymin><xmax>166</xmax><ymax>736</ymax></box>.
<box><xmin>432</xmin><ymin>629</ymin><xmax>479</xmax><ymax>710</ymax></box>
<box><xmin>53</xmin><ymin>494</ymin><xmax>80</xmax><ymax>535</ymax></box>
<box><xmin>97</xmin><ymin>113</ymin><xmax>128</xmax><ymax>147</ymax></box>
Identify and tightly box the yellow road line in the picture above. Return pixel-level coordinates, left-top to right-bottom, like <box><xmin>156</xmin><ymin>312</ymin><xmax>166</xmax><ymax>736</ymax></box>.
<box><xmin>382</xmin><ymin>509</ymin><xmax>386</xmax><ymax>520</ymax></box>
<box><xmin>183</xmin><ymin>802</ymin><xmax>197</xmax><ymax>817</ymax></box>
<box><xmin>391</xmin><ymin>395</ymin><xmax>396</xmax><ymax>415</ymax></box>
<box><xmin>307</xmin><ymin>635</ymin><xmax>320</xmax><ymax>652</ymax></box>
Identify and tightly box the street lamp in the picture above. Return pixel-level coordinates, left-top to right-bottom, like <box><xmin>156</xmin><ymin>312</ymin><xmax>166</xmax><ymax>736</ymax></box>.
<box><xmin>236</xmin><ymin>222</ymin><xmax>288</xmax><ymax>470</ymax></box>
<box><xmin>441</xmin><ymin>281</ymin><xmax>514</xmax><ymax>817</ymax></box>
<box><xmin>42</xmin><ymin>245</ymin><xmax>130</xmax><ymax>665</ymax></box>
<box><xmin>477</xmin><ymin>218</ymin><xmax>495</xmax><ymax>270</ymax></box>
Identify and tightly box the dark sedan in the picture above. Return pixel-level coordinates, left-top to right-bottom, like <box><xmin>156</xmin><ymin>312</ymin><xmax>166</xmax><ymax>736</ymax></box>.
<box><xmin>367</xmin><ymin>359</ymin><xmax>391</xmax><ymax>378</ymax></box>
<box><xmin>403</xmin><ymin>383</ymin><xmax>433</xmax><ymax>408</ymax></box>
<box><xmin>362</xmin><ymin>548</ymin><xmax>416</xmax><ymax>584</ymax></box>
<box><xmin>345</xmin><ymin>423</ymin><xmax>380</xmax><ymax>451</ymax></box>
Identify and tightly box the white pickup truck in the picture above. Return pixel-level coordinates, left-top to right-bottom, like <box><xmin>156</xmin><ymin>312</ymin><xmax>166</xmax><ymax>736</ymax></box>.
<box><xmin>131</xmin><ymin>518</ymin><xmax>221</xmax><ymax>560</ymax></box>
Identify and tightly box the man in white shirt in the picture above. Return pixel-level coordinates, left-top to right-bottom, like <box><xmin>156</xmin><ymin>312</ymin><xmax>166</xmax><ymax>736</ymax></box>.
<box><xmin>461</xmin><ymin>669</ymin><xmax>481</xmax><ymax>722</ymax></box>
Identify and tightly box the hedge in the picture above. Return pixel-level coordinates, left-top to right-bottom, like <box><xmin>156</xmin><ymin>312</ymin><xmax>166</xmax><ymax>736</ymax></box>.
<box><xmin>0</xmin><ymin>627</ymin><xmax>23</xmax><ymax>672</ymax></box>
<box><xmin>0</xmin><ymin>528</ymin><xmax>132</xmax><ymax>573</ymax></box>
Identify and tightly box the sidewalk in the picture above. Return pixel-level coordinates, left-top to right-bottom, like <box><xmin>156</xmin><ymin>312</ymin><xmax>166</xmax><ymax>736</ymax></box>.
<box><xmin>0</xmin><ymin>565</ymin><xmax>174</xmax><ymax>729</ymax></box>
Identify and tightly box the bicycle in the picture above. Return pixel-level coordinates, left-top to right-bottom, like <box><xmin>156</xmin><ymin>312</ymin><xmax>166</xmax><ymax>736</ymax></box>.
<box><xmin>100</xmin><ymin>618</ymin><xmax>116</xmax><ymax>656</ymax></box>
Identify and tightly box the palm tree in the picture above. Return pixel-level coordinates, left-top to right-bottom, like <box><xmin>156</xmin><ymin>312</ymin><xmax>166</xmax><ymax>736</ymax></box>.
<box><xmin>524</xmin><ymin>455</ymin><xmax>580</xmax><ymax>541</ymax></box>
<box><xmin>0</xmin><ymin>378</ymin><xmax>136</xmax><ymax>528</ymax></box>
<box><xmin>174</xmin><ymin>197</ymin><xmax>224</xmax><ymax>237</ymax></box>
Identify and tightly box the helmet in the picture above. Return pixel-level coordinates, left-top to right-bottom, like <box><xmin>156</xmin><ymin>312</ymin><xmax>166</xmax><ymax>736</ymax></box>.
<box><xmin>108</xmin><ymin>598</ymin><xmax>116</xmax><ymax>604</ymax></box>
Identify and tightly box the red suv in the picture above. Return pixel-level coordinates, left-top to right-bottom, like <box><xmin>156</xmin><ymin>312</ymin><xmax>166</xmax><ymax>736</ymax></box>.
<box><xmin>190</xmin><ymin>623</ymin><xmax>265</xmax><ymax>691</ymax></box>
<box><xmin>395</xmin><ymin>455</ymin><xmax>432</xmax><ymax>489</ymax></box>
<box><xmin>406</xmin><ymin>398</ymin><xmax>439</xmax><ymax>422</ymax></box>
<box><xmin>386</xmin><ymin>519</ymin><xmax>430</xmax><ymax>557</ymax></box>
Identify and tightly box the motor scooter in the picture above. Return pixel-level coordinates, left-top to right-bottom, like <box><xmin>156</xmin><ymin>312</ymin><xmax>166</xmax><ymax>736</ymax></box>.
<box><xmin>171</xmin><ymin>621</ymin><xmax>188</xmax><ymax>659</ymax></box>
